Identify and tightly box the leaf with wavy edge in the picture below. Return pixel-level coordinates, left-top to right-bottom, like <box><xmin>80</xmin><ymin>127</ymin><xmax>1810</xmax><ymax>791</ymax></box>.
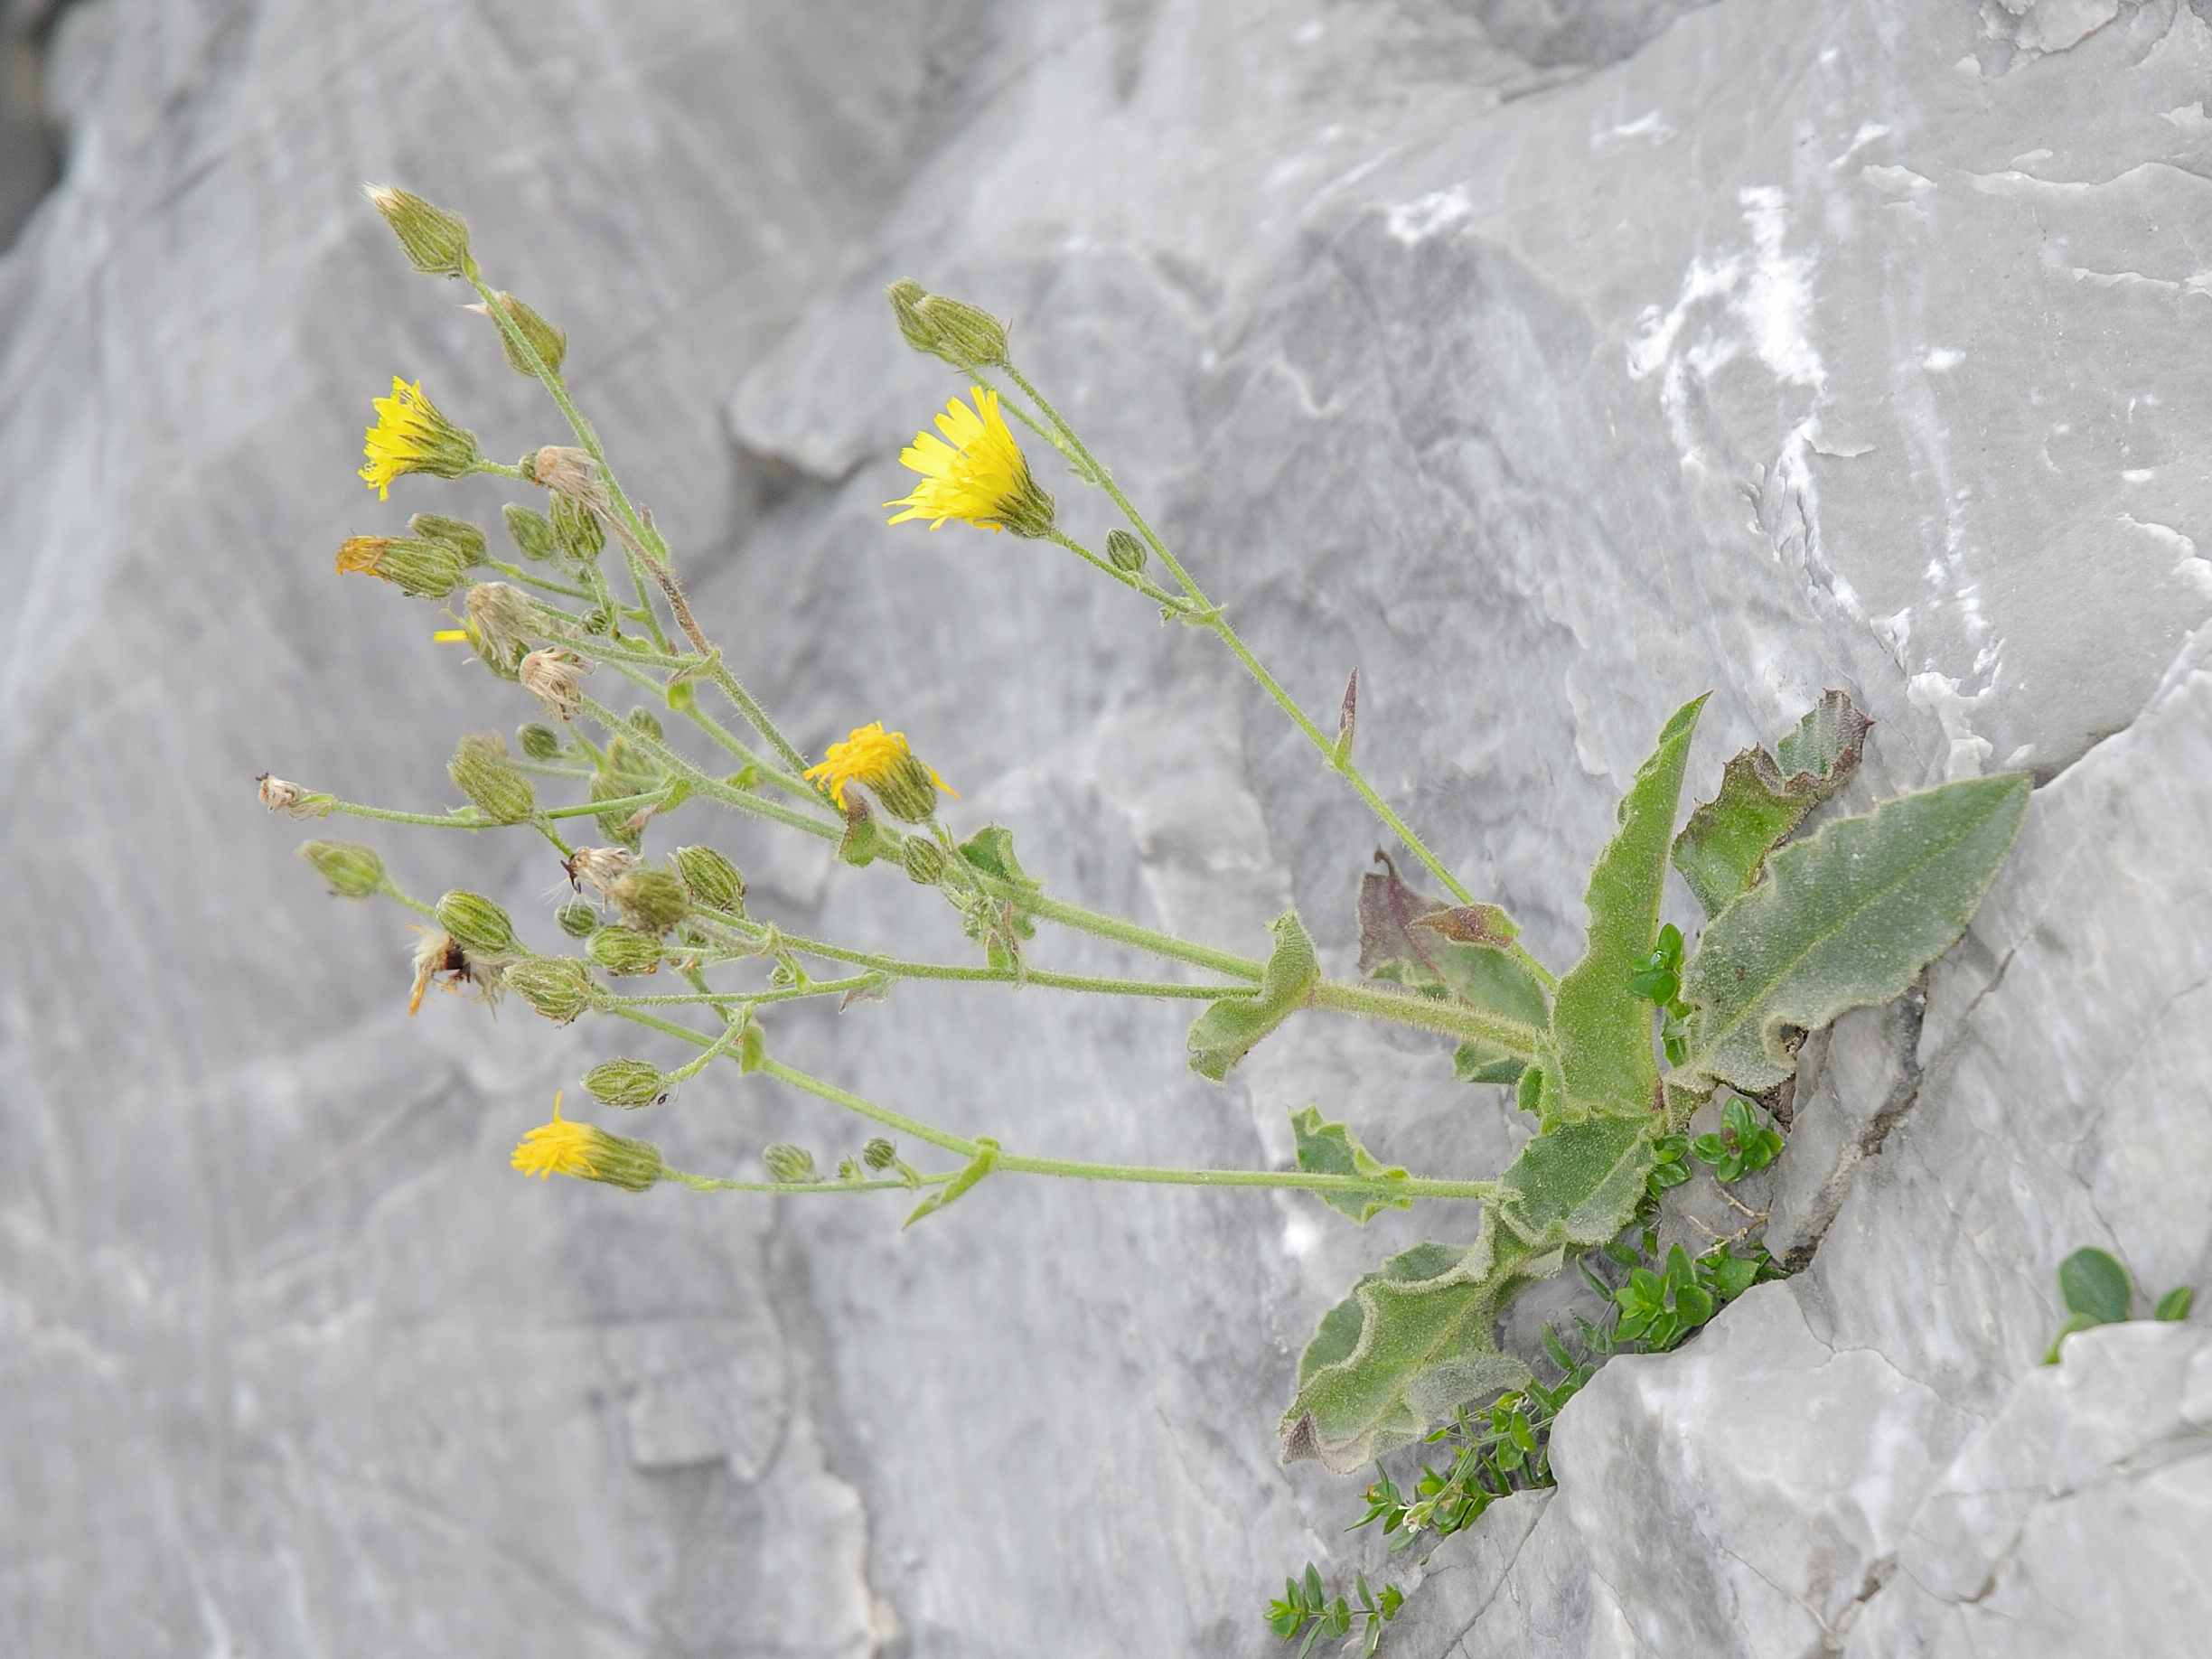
<box><xmin>1676</xmin><ymin>773</ymin><xmax>2029</xmax><ymax>1095</ymax></box>
<box><xmin>1290</xmin><ymin>1105</ymin><xmax>1411</xmax><ymax>1223</ymax></box>
<box><xmin>1549</xmin><ymin>694</ymin><xmax>1708</xmax><ymax>1120</ymax></box>
<box><xmin>1672</xmin><ymin>689</ymin><xmax>1871</xmax><ymax>918</ymax></box>
<box><xmin>1186</xmin><ymin>912</ymin><xmax>1320</xmax><ymax>1081</ymax></box>
<box><xmin>1279</xmin><ymin>1119</ymin><xmax>1655</xmax><ymax>1472</ymax></box>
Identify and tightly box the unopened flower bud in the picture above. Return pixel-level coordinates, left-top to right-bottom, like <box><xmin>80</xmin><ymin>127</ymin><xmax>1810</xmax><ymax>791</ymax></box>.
<box><xmin>556</xmin><ymin>900</ymin><xmax>598</xmax><ymax>938</ymax></box>
<box><xmin>837</xmin><ymin>1157</ymin><xmax>861</xmax><ymax>1183</ymax></box>
<box><xmin>258</xmin><ymin>773</ymin><xmax>333</xmax><ymax>819</ymax></box>
<box><xmin>671</xmin><ymin>845</ymin><xmax>745</xmax><ymax>913</ymax></box>
<box><xmin>887</xmin><ymin>280</ymin><xmax>1010</xmax><ymax>369</ymax></box>
<box><xmin>448</xmin><ymin>733</ymin><xmax>535</xmax><ymax>824</ymax></box>
<box><xmin>611</xmin><ymin>868</ymin><xmax>689</xmax><ymax>934</ymax></box>
<box><xmin>901</xmin><ymin>836</ymin><xmax>949</xmax><ymax>886</ymax></box>
<box><xmin>549</xmin><ymin>493</ymin><xmax>605</xmax><ymax>561</ymax></box>
<box><xmin>862</xmin><ymin>1137</ymin><xmax>898</xmax><ymax>1172</ymax></box>
<box><xmin>627</xmin><ymin>708</ymin><xmax>663</xmax><ymax>742</ymax></box>
<box><xmin>300</xmin><ymin>839</ymin><xmax>384</xmax><ymax>897</ymax></box>
<box><xmin>335</xmin><ymin>535</ymin><xmax>469</xmax><ymax>599</ymax></box>
<box><xmin>519</xmin><ymin>648</ymin><xmax>588</xmax><ymax>722</ymax></box>
<box><xmin>764</xmin><ymin>1143</ymin><xmax>818</xmax><ymax>1185</ymax></box>
<box><xmin>503</xmin><ymin>502</ymin><xmax>559</xmax><ymax>561</ymax></box>
<box><xmin>468</xmin><ymin>289</ymin><xmax>567</xmax><ymax>376</ymax></box>
<box><xmin>518</xmin><ymin>723</ymin><xmax>563</xmax><ymax>761</ymax></box>
<box><xmin>586</xmin><ymin>925</ymin><xmax>662</xmax><ymax>976</ymax></box>
<box><xmin>436</xmin><ymin>889</ymin><xmax>520</xmax><ymax>956</ymax></box>
<box><xmin>583</xmin><ymin>1057</ymin><xmax>668</xmax><ymax>1109</ymax></box>
<box><xmin>464</xmin><ymin>582</ymin><xmax>539</xmax><ymax>679</ymax></box>
<box><xmin>506</xmin><ymin>956</ymin><xmax>594</xmax><ymax>1023</ymax></box>
<box><xmin>1106</xmin><ymin>529</ymin><xmax>1147</xmax><ymax>574</ymax></box>
<box><xmin>362</xmin><ymin>183</ymin><xmax>473</xmax><ymax>279</ymax></box>
<box><xmin>408</xmin><ymin>512</ymin><xmax>487</xmax><ymax>566</ymax></box>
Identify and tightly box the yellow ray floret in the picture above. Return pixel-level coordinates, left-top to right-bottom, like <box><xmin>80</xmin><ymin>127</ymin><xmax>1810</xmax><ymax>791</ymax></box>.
<box><xmin>359</xmin><ymin>377</ymin><xmax>479</xmax><ymax>499</ymax></box>
<box><xmin>511</xmin><ymin>1092</ymin><xmax>601</xmax><ymax>1181</ymax></box>
<box><xmin>802</xmin><ymin>721</ymin><xmax>958</xmax><ymax>820</ymax></box>
<box><xmin>886</xmin><ymin>386</ymin><xmax>1054</xmax><ymax>538</ymax></box>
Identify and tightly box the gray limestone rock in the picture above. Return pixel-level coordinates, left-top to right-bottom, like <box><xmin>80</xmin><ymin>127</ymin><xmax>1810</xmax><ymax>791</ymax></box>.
<box><xmin>5</xmin><ymin>0</ymin><xmax>2208</xmax><ymax>1655</ymax></box>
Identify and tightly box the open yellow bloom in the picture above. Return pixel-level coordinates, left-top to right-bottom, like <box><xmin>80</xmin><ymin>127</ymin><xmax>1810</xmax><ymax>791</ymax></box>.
<box><xmin>803</xmin><ymin>722</ymin><xmax>957</xmax><ymax>822</ymax></box>
<box><xmin>510</xmin><ymin>1092</ymin><xmax>666</xmax><ymax>1191</ymax></box>
<box><xmin>886</xmin><ymin>386</ymin><xmax>1055</xmax><ymax>538</ymax></box>
<box><xmin>359</xmin><ymin>377</ymin><xmax>480</xmax><ymax>499</ymax></box>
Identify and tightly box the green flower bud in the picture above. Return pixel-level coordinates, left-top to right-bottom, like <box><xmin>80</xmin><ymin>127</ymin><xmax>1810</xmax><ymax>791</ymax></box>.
<box><xmin>503</xmin><ymin>502</ymin><xmax>559</xmax><ymax>561</ymax></box>
<box><xmin>901</xmin><ymin>835</ymin><xmax>949</xmax><ymax>886</ymax></box>
<box><xmin>470</xmin><ymin>289</ymin><xmax>567</xmax><ymax>377</ymax></box>
<box><xmin>837</xmin><ymin>1157</ymin><xmax>861</xmax><ymax>1183</ymax></box>
<box><xmin>299</xmin><ymin>839</ymin><xmax>385</xmax><ymax>898</ymax></box>
<box><xmin>611</xmin><ymin>868</ymin><xmax>690</xmax><ymax>935</ymax></box>
<box><xmin>887</xmin><ymin>280</ymin><xmax>1011</xmax><ymax>370</ymax></box>
<box><xmin>583</xmin><ymin>1057</ymin><xmax>669</xmax><ymax>1110</ymax></box>
<box><xmin>763</xmin><ymin>1143</ymin><xmax>818</xmax><ymax>1185</ymax></box>
<box><xmin>518</xmin><ymin>723</ymin><xmax>563</xmax><ymax>761</ymax></box>
<box><xmin>739</xmin><ymin>1023</ymin><xmax>767</xmax><ymax>1073</ymax></box>
<box><xmin>506</xmin><ymin>956</ymin><xmax>594</xmax><ymax>1023</ymax></box>
<box><xmin>556</xmin><ymin>900</ymin><xmax>599</xmax><ymax>939</ymax></box>
<box><xmin>362</xmin><ymin>183</ymin><xmax>473</xmax><ymax>279</ymax></box>
<box><xmin>1106</xmin><ymin>529</ymin><xmax>1147</xmax><ymax>574</ymax></box>
<box><xmin>550</xmin><ymin>493</ymin><xmax>605</xmax><ymax>561</ymax></box>
<box><xmin>576</xmin><ymin>1125</ymin><xmax>668</xmax><ymax>1190</ymax></box>
<box><xmin>407</xmin><ymin>512</ymin><xmax>487</xmax><ymax>566</ymax></box>
<box><xmin>862</xmin><ymin>1137</ymin><xmax>897</xmax><ymax>1172</ymax></box>
<box><xmin>671</xmin><ymin>845</ymin><xmax>745</xmax><ymax>913</ymax></box>
<box><xmin>436</xmin><ymin>889</ymin><xmax>520</xmax><ymax>956</ymax></box>
<box><xmin>627</xmin><ymin>708</ymin><xmax>663</xmax><ymax>742</ymax></box>
<box><xmin>335</xmin><ymin>535</ymin><xmax>468</xmax><ymax>599</ymax></box>
<box><xmin>586</xmin><ymin>925</ymin><xmax>663</xmax><ymax>976</ymax></box>
<box><xmin>448</xmin><ymin>733</ymin><xmax>535</xmax><ymax>824</ymax></box>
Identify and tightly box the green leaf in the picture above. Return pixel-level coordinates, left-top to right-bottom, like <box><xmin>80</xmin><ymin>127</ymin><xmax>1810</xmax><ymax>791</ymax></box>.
<box><xmin>1290</xmin><ymin>1105</ymin><xmax>1412</xmax><ymax>1224</ymax></box>
<box><xmin>1550</xmin><ymin>695</ymin><xmax>1709</xmax><ymax>1119</ymax></box>
<box><xmin>1280</xmin><ymin>1118</ymin><xmax>1655</xmax><ymax>1472</ymax></box>
<box><xmin>1676</xmin><ymin>773</ymin><xmax>2030</xmax><ymax>1095</ymax></box>
<box><xmin>957</xmin><ymin>823</ymin><xmax>1036</xmax><ymax>888</ymax></box>
<box><xmin>2057</xmin><ymin>1246</ymin><xmax>2133</xmax><ymax>1326</ymax></box>
<box><xmin>2042</xmin><ymin>1310</ymin><xmax>2098</xmax><ymax>1365</ymax></box>
<box><xmin>2155</xmin><ymin>1286</ymin><xmax>2195</xmax><ymax>1322</ymax></box>
<box><xmin>1356</xmin><ymin>851</ymin><xmax>1549</xmax><ymax>1041</ymax></box>
<box><xmin>1672</xmin><ymin>689</ymin><xmax>1873</xmax><ymax>917</ymax></box>
<box><xmin>901</xmin><ymin>1139</ymin><xmax>999</xmax><ymax>1228</ymax></box>
<box><xmin>1187</xmin><ymin>913</ymin><xmax>1320</xmax><ymax>1081</ymax></box>
<box><xmin>1453</xmin><ymin>1040</ymin><xmax>1527</xmax><ymax>1087</ymax></box>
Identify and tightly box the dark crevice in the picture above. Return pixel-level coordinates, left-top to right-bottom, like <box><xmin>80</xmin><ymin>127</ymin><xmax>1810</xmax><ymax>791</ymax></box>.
<box><xmin>0</xmin><ymin>0</ymin><xmax>82</xmax><ymax>255</ymax></box>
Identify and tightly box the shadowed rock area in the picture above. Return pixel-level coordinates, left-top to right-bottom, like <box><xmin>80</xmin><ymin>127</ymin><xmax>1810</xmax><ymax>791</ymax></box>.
<box><xmin>3</xmin><ymin>1</ymin><xmax>2207</xmax><ymax>1654</ymax></box>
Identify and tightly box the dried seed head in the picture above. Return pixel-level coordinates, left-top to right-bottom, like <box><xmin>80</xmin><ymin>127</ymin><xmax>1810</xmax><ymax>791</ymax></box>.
<box><xmin>448</xmin><ymin>733</ymin><xmax>536</xmax><ymax>824</ymax></box>
<box><xmin>529</xmin><ymin>445</ymin><xmax>605</xmax><ymax>509</ymax></box>
<box><xmin>362</xmin><ymin>183</ymin><xmax>473</xmax><ymax>278</ymax></box>
<box><xmin>464</xmin><ymin>582</ymin><xmax>539</xmax><ymax>679</ymax></box>
<box><xmin>408</xmin><ymin>927</ymin><xmax>499</xmax><ymax>1016</ymax></box>
<box><xmin>436</xmin><ymin>889</ymin><xmax>520</xmax><ymax>957</ymax></box>
<box><xmin>506</xmin><ymin>957</ymin><xmax>594</xmax><ymax>1024</ymax></box>
<box><xmin>335</xmin><ymin>535</ymin><xmax>469</xmax><ymax>599</ymax></box>
<box><xmin>565</xmin><ymin>845</ymin><xmax>637</xmax><ymax>898</ymax></box>
<box><xmin>519</xmin><ymin>648</ymin><xmax>588</xmax><ymax>723</ymax></box>
<box><xmin>763</xmin><ymin>1143</ymin><xmax>819</xmax><ymax>1185</ymax></box>
<box><xmin>299</xmin><ymin>839</ymin><xmax>385</xmax><ymax>897</ymax></box>
<box><xmin>586</xmin><ymin>924</ymin><xmax>663</xmax><ymax>977</ymax></box>
<box><xmin>582</xmin><ymin>1057</ymin><xmax>668</xmax><ymax>1110</ymax></box>
<box><xmin>467</xmin><ymin>289</ymin><xmax>567</xmax><ymax>377</ymax></box>
<box><xmin>671</xmin><ymin>845</ymin><xmax>745</xmax><ymax>913</ymax></box>
<box><xmin>258</xmin><ymin>773</ymin><xmax>333</xmax><ymax>818</ymax></box>
<box><xmin>610</xmin><ymin>868</ymin><xmax>690</xmax><ymax>935</ymax></box>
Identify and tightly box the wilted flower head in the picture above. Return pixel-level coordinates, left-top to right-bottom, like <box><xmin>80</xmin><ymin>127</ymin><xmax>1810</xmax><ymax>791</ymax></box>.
<box><xmin>519</xmin><ymin>647</ymin><xmax>588</xmax><ymax>722</ymax></box>
<box><xmin>359</xmin><ymin>378</ymin><xmax>481</xmax><ymax>500</ymax></box>
<box><xmin>334</xmin><ymin>535</ymin><xmax>469</xmax><ymax>599</ymax></box>
<box><xmin>886</xmin><ymin>386</ymin><xmax>1054</xmax><ymax>538</ymax></box>
<box><xmin>564</xmin><ymin>845</ymin><xmax>637</xmax><ymax>899</ymax></box>
<box><xmin>407</xmin><ymin>926</ymin><xmax>499</xmax><ymax>1017</ymax></box>
<box><xmin>802</xmin><ymin>722</ymin><xmax>957</xmax><ymax>822</ymax></box>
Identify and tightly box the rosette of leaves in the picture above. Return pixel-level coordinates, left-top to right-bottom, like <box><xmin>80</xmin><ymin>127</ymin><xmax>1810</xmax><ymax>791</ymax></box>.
<box><xmin>1277</xmin><ymin>691</ymin><xmax>2030</xmax><ymax>1473</ymax></box>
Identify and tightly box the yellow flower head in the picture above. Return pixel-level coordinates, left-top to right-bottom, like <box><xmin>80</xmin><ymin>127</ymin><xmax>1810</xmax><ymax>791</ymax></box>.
<box><xmin>886</xmin><ymin>386</ymin><xmax>1055</xmax><ymax>538</ymax></box>
<box><xmin>359</xmin><ymin>377</ymin><xmax>481</xmax><ymax>499</ymax></box>
<box><xmin>510</xmin><ymin>1092</ymin><xmax>667</xmax><ymax>1191</ymax></box>
<box><xmin>802</xmin><ymin>722</ymin><xmax>958</xmax><ymax>822</ymax></box>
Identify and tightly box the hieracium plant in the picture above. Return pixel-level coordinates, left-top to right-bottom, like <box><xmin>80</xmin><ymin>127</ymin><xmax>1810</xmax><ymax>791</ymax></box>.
<box><xmin>267</xmin><ymin>186</ymin><xmax>2029</xmax><ymax>1628</ymax></box>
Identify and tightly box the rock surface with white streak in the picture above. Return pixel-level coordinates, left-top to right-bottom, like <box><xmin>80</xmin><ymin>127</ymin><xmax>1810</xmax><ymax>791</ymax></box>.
<box><xmin>3</xmin><ymin>1</ymin><xmax>2207</xmax><ymax>1654</ymax></box>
